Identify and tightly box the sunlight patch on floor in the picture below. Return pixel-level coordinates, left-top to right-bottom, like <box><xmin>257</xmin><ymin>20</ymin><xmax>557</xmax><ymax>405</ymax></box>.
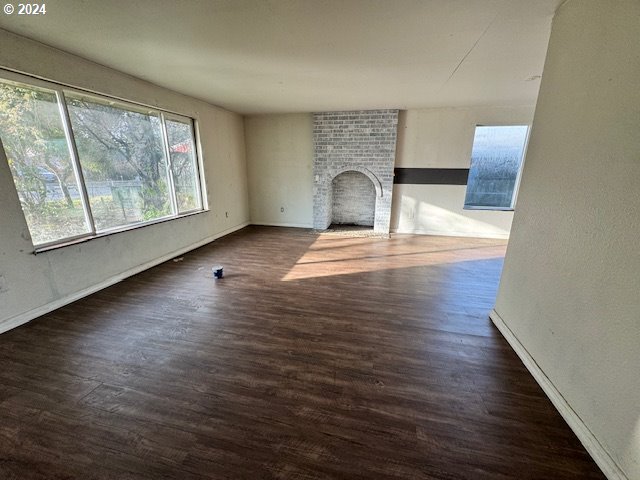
<box><xmin>281</xmin><ymin>234</ymin><xmax>507</xmax><ymax>281</ymax></box>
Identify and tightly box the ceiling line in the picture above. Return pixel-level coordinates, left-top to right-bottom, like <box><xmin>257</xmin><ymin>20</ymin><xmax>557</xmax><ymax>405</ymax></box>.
<box><xmin>441</xmin><ymin>13</ymin><xmax>498</xmax><ymax>88</ymax></box>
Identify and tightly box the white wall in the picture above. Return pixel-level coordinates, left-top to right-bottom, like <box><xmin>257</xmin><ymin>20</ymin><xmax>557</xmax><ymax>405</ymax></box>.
<box><xmin>246</xmin><ymin>107</ymin><xmax>535</xmax><ymax>238</ymax></box>
<box><xmin>245</xmin><ymin>114</ymin><xmax>313</xmax><ymax>227</ymax></box>
<box><xmin>391</xmin><ymin>106</ymin><xmax>535</xmax><ymax>238</ymax></box>
<box><xmin>493</xmin><ymin>1</ymin><xmax>639</xmax><ymax>478</ymax></box>
<box><xmin>0</xmin><ymin>29</ymin><xmax>250</xmax><ymax>332</ymax></box>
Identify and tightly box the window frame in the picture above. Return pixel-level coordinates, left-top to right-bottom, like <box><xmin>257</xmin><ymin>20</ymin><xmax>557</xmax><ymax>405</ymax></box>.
<box><xmin>0</xmin><ymin>69</ymin><xmax>207</xmax><ymax>252</ymax></box>
<box><xmin>162</xmin><ymin>112</ymin><xmax>205</xmax><ymax>215</ymax></box>
<box><xmin>463</xmin><ymin>124</ymin><xmax>531</xmax><ymax>212</ymax></box>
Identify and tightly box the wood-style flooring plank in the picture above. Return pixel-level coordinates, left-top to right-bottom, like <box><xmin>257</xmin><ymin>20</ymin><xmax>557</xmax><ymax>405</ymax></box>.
<box><xmin>0</xmin><ymin>226</ymin><xmax>605</xmax><ymax>479</ymax></box>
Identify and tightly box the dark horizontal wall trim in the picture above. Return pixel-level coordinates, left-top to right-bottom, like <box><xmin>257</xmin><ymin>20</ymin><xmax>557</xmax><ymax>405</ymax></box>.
<box><xmin>394</xmin><ymin>168</ymin><xmax>469</xmax><ymax>185</ymax></box>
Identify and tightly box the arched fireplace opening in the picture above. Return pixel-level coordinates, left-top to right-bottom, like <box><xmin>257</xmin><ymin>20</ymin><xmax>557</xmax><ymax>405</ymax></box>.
<box><xmin>330</xmin><ymin>171</ymin><xmax>375</xmax><ymax>229</ymax></box>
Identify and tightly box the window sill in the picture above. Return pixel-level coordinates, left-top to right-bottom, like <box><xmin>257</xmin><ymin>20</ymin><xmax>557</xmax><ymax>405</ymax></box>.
<box><xmin>33</xmin><ymin>209</ymin><xmax>209</xmax><ymax>254</ymax></box>
<box><xmin>463</xmin><ymin>206</ymin><xmax>515</xmax><ymax>212</ymax></box>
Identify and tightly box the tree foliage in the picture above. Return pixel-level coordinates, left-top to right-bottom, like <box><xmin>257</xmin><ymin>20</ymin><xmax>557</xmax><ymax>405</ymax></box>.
<box><xmin>66</xmin><ymin>96</ymin><xmax>170</xmax><ymax>214</ymax></box>
<box><xmin>1</xmin><ymin>81</ymin><xmax>199</xmax><ymax>243</ymax></box>
<box><xmin>0</xmin><ymin>83</ymin><xmax>75</xmax><ymax>209</ymax></box>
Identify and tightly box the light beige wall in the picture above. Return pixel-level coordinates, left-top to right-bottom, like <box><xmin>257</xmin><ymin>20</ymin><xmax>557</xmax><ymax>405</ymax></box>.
<box><xmin>494</xmin><ymin>1</ymin><xmax>640</xmax><ymax>478</ymax></box>
<box><xmin>245</xmin><ymin>114</ymin><xmax>313</xmax><ymax>227</ymax></box>
<box><xmin>0</xmin><ymin>29</ymin><xmax>250</xmax><ymax>331</ymax></box>
<box><xmin>245</xmin><ymin>107</ymin><xmax>535</xmax><ymax>237</ymax></box>
<box><xmin>391</xmin><ymin>106</ymin><xmax>535</xmax><ymax>238</ymax></box>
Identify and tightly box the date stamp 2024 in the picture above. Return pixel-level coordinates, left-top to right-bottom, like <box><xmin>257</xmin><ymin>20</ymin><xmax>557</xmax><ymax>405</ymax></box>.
<box><xmin>4</xmin><ymin>3</ymin><xmax>47</xmax><ymax>15</ymax></box>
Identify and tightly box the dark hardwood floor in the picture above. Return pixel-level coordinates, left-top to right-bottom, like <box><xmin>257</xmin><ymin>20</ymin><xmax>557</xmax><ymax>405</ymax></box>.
<box><xmin>0</xmin><ymin>226</ymin><xmax>605</xmax><ymax>479</ymax></box>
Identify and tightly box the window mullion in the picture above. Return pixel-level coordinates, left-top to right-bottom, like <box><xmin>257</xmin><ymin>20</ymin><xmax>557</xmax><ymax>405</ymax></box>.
<box><xmin>160</xmin><ymin>113</ymin><xmax>179</xmax><ymax>215</ymax></box>
<box><xmin>56</xmin><ymin>90</ymin><xmax>97</xmax><ymax>235</ymax></box>
<box><xmin>189</xmin><ymin>120</ymin><xmax>205</xmax><ymax>210</ymax></box>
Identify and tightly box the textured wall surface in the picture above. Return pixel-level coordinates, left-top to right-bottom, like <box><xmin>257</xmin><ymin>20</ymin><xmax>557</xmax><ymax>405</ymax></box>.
<box><xmin>245</xmin><ymin>114</ymin><xmax>313</xmax><ymax>227</ymax></box>
<box><xmin>313</xmin><ymin>110</ymin><xmax>398</xmax><ymax>232</ymax></box>
<box><xmin>331</xmin><ymin>171</ymin><xmax>375</xmax><ymax>226</ymax></box>
<box><xmin>494</xmin><ymin>1</ymin><xmax>640</xmax><ymax>478</ymax></box>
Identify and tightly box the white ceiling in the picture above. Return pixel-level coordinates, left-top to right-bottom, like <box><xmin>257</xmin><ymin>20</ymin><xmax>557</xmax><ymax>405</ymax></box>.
<box><xmin>0</xmin><ymin>0</ymin><xmax>562</xmax><ymax>114</ymax></box>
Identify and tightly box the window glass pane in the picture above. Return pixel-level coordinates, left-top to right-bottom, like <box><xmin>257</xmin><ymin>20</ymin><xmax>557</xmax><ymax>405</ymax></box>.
<box><xmin>0</xmin><ymin>80</ymin><xmax>90</xmax><ymax>245</ymax></box>
<box><xmin>65</xmin><ymin>93</ymin><xmax>172</xmax><ymax>231</ymax></box>
<box><xmin>464</xmin><ymin>125</ymin><xmax>528</xmax><ymax>209</ymax></box>
<box><xmin>166</xmin><ymin>118</ymin><xmax>201</xmax><ymax>213</ymax></box>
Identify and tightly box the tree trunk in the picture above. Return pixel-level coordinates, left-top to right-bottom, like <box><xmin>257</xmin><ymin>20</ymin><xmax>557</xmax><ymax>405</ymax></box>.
<box><xmin>59</xmin><ymin>180</ymin><xmax>74</xmax><ymax>208</ymax></box>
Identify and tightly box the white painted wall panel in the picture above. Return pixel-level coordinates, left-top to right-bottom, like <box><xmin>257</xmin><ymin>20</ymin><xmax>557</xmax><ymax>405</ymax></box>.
<box><xmin>0</xmin><ymin>29</ymin><xmax>249</xmax><ymax>331</ymax></box>
<box><xmin>495</xmin><ymin>1</ymin><xmax>640</xmax><ymax>477</ymax></box>
<box><xmin>391</xmin><ymin>106</ymin><xmax>535</xmax><ymax>239</ymax></box>
<box><xmin>245</xmin><ymin>114</ymin><xmax>313</xmax><ymax>228</ymax></box>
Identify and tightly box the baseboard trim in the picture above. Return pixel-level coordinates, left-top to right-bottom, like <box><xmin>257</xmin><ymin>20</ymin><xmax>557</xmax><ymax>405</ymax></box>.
<box><xmin>390</xmin><ymin>228</ymin><xmax>509</xmax><ymax>239</ymax></box>
<box><xmin>489</xmin><ymin>309</ymin><xmax>628</xmax><ymax>480</ymax></box>
<box><xmin>251</xmin><ymin>222</ymin><xmax>313</xmax><ymax>229</ymax></box>
<box><xmin>0</xmin><ymin>222</ymin><xmax>250</xmax><ymax>335</ymax></box>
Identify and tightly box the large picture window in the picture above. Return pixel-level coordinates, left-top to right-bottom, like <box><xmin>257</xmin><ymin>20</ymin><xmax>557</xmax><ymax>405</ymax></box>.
<box><xmin>464</xmin><ymin>125</ymin><xmax>529</xmax><ymax>210</ymax></box>
<box><xmin>0</xmin><ymin>72</ymin><xmax>204</xmax><ymax>249</ymax></box>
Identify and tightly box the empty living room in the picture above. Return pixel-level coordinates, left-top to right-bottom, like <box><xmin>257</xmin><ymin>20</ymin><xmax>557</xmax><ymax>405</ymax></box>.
<box><xmin>0</xmin><ymin>1</ymin><xmax>637</xmax><ymax>479</ymax></box>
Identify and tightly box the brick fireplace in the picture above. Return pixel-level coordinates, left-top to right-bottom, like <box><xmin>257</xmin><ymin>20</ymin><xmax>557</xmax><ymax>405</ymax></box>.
<box><xmin>312</xmin><ymin>110</ymin><xmax>399</xmax><ymax>234</ymax></box>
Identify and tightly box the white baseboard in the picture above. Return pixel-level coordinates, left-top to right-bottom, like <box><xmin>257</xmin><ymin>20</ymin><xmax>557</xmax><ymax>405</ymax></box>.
<box><xmin>489</xmin><ymin>309</ymin><xmax>628</xmax><ymax>480</ymax></box>
<box><xmin>390</xmin><ymin>227</ymin><xmax>509</xmax><ymax>240</ymax></box>
<box><xmin>251</xmin><ymin>221</ymin><xmax>313</xmax><ymax>229</ymax></box>
<box><xmin>0</xmin><ymin>222</ymin><xmax>250</xmax><ymax>335</ymax></box>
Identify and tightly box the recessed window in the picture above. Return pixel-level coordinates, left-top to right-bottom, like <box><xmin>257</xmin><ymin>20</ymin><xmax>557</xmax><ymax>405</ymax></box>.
<box><xmin>464</xmin><ymin>125</ymin><xmax>529</xmax><ymax>210</ymax></box>
<box><xmin>0</xmin><ymin>72</ymin><xmax>204</xmax><ymax>249</ymax></box>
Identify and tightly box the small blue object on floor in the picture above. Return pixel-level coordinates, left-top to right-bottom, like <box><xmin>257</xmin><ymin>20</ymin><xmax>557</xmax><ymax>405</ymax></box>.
<box><xmin>213</xmin><ymin>266</ymin><xmax>224</xmax><ymax>279</ymax></box>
